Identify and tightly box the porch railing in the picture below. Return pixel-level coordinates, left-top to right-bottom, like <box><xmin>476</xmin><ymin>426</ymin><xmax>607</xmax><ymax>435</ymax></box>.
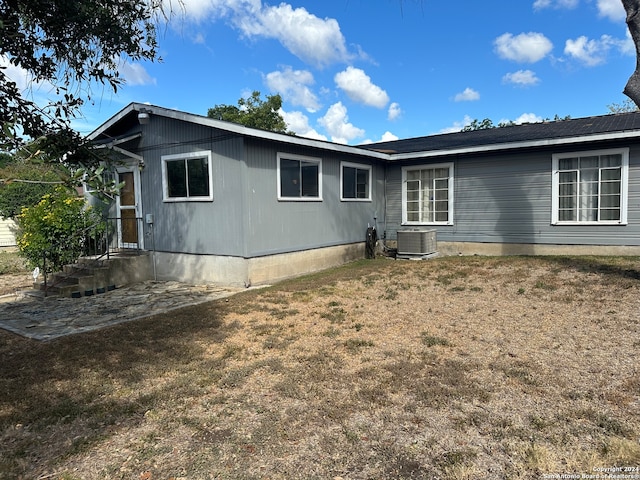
<box><xmin>82</xmin><ymin>216</ymin><xmax>145</xmax><ymax>259</ymax></box>
<box><xmin>38</xmin><ymin>216</ymin><xmax>144</xmax><ymax>296</ymax></box>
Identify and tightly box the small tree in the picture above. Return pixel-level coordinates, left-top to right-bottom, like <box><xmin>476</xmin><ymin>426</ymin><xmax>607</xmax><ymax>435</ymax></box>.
<box><xmin>607</xmin><ymin>98</ymin><xmax>639</xmax><ymax>113</ymax></box>
<box><xmin>207</xmin><ymin>91</ymin><xmax>290</xmax><ymax>133</ymax></box>
<box><xmin>16</xmin><ymin>187</ymin><xmax>101</xmax><ymax>274</ymax></box>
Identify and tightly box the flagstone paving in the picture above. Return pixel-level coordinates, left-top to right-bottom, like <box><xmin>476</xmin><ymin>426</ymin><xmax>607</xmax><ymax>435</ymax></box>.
<box><xmin>0</xmin><ymin>281</ymin><xmax>248</xmax><ymax>341</ymax></box>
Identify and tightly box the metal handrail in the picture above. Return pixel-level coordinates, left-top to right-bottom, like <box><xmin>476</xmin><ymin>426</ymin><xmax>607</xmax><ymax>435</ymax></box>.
<box><xmin>39</xmin><ymin>216</ymin><xmax>143</xmax><ymax>296</ymax></box>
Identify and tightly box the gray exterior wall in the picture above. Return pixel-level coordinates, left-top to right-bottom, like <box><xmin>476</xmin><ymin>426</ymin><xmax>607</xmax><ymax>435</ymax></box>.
<box><xmin>385</xmin><ymin>141</ymin><xmax>640</xmax><ymax>248</ymax></box>
<box><xmin>135</xmin><ymin>117</ymin><xmax>246</xmax><ymax>257</ymax></box>
<box><xmin>241</xmin><ymin>138</ymin><xmax>385</xmax><ymax>257</ymax></box>
<box><xmin>131</xmin><ymin>116</ymin><xmax>385</xmax><ymax>259</ymax></box>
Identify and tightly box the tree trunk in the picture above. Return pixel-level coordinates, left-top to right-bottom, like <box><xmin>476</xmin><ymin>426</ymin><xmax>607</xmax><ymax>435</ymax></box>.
<box><xmin>623</xmin><ymin>0</ymin><xmax>640</xmax><ymax>108</ymax></box>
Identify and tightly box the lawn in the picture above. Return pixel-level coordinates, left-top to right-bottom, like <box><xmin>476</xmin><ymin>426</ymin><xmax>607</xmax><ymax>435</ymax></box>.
<box><xmin>1</xmin><ymin>255</ymin><xmax>639</xmax><ymax>479</ymax></box>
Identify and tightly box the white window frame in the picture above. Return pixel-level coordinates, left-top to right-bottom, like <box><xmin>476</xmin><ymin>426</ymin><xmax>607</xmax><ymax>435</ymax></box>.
<box><xmin>277</xmin><ymin>152</ymin><xmax>323</xmax><ymax>201</ymax></box>
<box><xmin>551</xmin><ymin>148</ymin><xmax>628</xmax><ymax>225</ymax></box>
<box><xmin>161</xmin><ymin>150</ymin><xmax>213</xmax><ymax>202</ymax></box>
<box><xmin>401</xmin><ymin>162</ymin><xmax>454</xmax><ymax>225</ymax></box>
<box><xmin>340</xmin><ymin>161</ymin><xmax>372</xmax><ymax>202</ymax></box>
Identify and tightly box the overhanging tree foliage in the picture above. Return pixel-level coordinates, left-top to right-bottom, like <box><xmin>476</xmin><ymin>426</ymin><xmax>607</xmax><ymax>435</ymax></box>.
<box><xmin>0</xmin><ymin>161</ymin><xmax>64</xmax><ymax>219</ymax></box>
<box><xmin>0</xmin><ymin>0</ymin><xmax>163</xmax><ymax>167</ymax></box>
<box><xmin>207</xmin><ymin>91</ymin><xmax>290</xmax><ymax>134</ymax></box>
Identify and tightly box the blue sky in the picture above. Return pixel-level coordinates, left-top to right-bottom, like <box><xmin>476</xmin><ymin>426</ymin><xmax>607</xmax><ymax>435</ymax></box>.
<box><xmin>7</xmin><ymin>0</ymin><xmax>636</xmax><ymax>145</ymax></box>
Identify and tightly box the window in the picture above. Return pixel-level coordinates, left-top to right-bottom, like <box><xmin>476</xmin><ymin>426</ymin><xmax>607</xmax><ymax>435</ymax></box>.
<box><xmin>402</xmin><ymin>163</ymin><xmax>454</xmax><ymax>225</ymax></box>
<box><xmin>552</xmin><ymin>148</ymin><xmax>628</xmax><ymax>224</ymax></box>
<box><xmin>341</xmin><ymin>162</ymin><xmax>371</xmax><ymax>201</ymax></box>
<box><xmin>162</xmin><ymin>151</ymin><xmax>213</xmax><ymax>202</ymax></box>
<box><xmin>277</xmin><ymin>153</ymin><xmax>322</xmax><ymax>200</ymax></box>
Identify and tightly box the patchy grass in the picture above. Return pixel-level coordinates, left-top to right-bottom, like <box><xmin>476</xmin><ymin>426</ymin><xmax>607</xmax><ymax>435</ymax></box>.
<box><xmin>0</xmin><ymin>250</ymin><xmax>26</xmax><ymax>275</ymax></box>
<box><xmin>1</xmin><ymin>255</ymin><xmax>640</xmax><ymax>479</ymax></box>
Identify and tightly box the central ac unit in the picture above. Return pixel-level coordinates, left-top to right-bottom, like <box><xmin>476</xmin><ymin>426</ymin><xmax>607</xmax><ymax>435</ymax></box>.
<box><xmin>397</xmin><ymin>228</ymin><xmax>437</xmax><ymax>257</ymax></box>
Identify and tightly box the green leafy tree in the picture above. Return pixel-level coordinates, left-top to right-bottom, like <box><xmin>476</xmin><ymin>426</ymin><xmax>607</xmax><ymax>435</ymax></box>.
<box><xmin>461</xmin><ymin>118</ymin><xmax>496</xmax><ymax>131</ymax></box>
<box><xmin>461</xmin><ymin>114</ymin><xmax>570</xmax><ymax>132</ymax></box>
<box><xmin>208</xmin><ymin>91</ymin><xmax>289</xmax><ymax>133</ymax></box>
<box><xmin>0</xmin><ymin>0</ymin><xmax>164</xmax><ymax>165</ymax></box>
<box><xmin>16</xmin><ymin>187</ymin><xmax>102</xmax><ymax>274</ymax></box>
<box><xmin>0</xmin><ymin>161</ymin><xmax>63</xmax><ymax>218</ymax></box>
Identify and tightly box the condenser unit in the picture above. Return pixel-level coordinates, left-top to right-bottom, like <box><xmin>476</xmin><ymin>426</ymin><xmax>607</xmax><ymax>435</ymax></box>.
<box><xmin>397</xmin><ymin>228</ymin><xmax>437</xmax><ymax>258</ymax></box>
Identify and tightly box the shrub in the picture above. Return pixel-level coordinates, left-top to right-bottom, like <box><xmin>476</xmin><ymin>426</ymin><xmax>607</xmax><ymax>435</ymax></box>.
<box><xmin>16</xmin><ymin>187</ymin><xmax>102</xmax><ymax>273</ymax></box>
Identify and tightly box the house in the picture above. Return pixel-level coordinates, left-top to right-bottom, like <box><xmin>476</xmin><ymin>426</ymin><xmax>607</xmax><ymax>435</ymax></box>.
<box><xmin>89</xmin><ymin>104</ymin><xmax>640</xmax><ymax>286</ymax></box>
<box><xmin>0</xmin><ymin>218</ymin><xmax>17</xmax><ymax>249</ymax></box>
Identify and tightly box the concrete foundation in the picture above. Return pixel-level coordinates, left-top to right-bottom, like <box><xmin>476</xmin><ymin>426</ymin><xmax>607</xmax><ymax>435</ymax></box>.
<box><xmin>78</xmin><ymin>253</ymin><xmax>154</xmax><ymax>286</ymax></box>
<box><xmin>436</xmin><ymin>241</ymin><xmax>640</xmax><ymax>257</ymax></box>
<box><xmin>153</xmin><ymin>242</ymin><xmax>366</xmax><ymax>286</ymax></box>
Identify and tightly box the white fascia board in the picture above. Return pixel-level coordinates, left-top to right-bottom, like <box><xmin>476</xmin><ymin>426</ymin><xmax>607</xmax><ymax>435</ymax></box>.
<box><xmin>388</xmin><ymin>130</ymin><xmax>640</xmax><ymax>161</ymax></box>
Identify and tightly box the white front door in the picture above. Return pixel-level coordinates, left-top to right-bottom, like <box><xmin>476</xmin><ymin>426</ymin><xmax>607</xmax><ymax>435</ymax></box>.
<box><xmin>116</xmin><ymin>168</ymin><xmax>143</xmax><ymax>249</ymax></box>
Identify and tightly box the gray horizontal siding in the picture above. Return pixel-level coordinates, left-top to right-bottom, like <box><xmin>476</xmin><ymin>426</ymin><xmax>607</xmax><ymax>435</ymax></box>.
<box><xmin>136</xmin><ymin>117</ymin><xmax>248</xmax><ymax>256</ymax></box>
<box><xmin>128</xmin><ymin>117</ymin><xmax>386</xmax><ymax>258</ymax></box>
<box><xmin>385</xmin><ymin>143</ymin><xmax>640</xmax><ymax>247</ymax></box>
<box><xmin>242</xmin><ymin>139</ymin><xmax>386</xmax><ymax>257</ymax></box>
<box><xmin>106</xmin><ymin>114</ymin><xmax>640</xmax><ymax>257</ymax></box>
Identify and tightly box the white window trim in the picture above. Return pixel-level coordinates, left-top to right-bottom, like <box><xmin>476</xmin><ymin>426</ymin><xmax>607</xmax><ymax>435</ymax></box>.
<box><xmin>551</xmin><ymin>147</ymin><xmax>628</xmax><ymax>225</ymax></box>
<box><xmin>401</xmin><ymin>162</ymin><xmax>454</xmax><ymax>226</ymax></box>
<box><xmin>277</xmin><ymin>152</ymin><xmax>323</xmax><ymax>201</ymax></box>
<box><xmin>340</xmin><ymin>161</ymin><xmax>372</xmax><ymax>202</ymax></box>
<box><xmin>161</xmin><ymin>150</ymin><xmax>213</xmax><ymax>202</ymax></box>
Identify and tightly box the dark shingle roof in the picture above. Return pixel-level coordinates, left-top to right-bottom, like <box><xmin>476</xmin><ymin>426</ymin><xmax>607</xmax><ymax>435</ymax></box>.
<box><xmin>360</xmin><ymin>112</ymin><xmax>640</xmax><ymax>155</ymax></box>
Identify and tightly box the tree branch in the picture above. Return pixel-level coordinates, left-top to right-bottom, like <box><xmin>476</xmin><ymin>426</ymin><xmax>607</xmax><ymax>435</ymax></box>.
<box><xmin>623</xmin><ymin>0</ymin><xmax>640</xmax><ymax>108</ymax></box>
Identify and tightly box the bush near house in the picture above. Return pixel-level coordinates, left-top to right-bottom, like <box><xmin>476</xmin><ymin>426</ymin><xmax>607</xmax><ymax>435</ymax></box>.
<box><xmin>15</xmin><ymin>187</ymin><xmax>102</xmax><ymax>274</ymax></box>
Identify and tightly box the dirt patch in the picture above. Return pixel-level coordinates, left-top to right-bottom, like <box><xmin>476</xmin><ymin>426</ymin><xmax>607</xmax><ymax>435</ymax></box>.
<box><xmin>1</xmin><ymin>256</ymin><xmax>640</xmax><ymax>479</ymax></box>
<box><xmin>0</xmin><ymin>272</ymin><xmax>32</xmax><ymax>296</ymax></box>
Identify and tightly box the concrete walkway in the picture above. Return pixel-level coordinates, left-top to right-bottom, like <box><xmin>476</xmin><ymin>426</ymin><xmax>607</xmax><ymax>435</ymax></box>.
<box><xmin>0</xmin><ymin>281</ymin><xmax>247</xmax><ymax>341</ymax></box>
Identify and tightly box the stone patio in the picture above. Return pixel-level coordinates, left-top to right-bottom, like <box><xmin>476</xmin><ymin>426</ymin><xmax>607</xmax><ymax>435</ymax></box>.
<box><xmin>0</xmin><ymin>281</ymin><xmax>249</xmax><ymax>341</ymax></box>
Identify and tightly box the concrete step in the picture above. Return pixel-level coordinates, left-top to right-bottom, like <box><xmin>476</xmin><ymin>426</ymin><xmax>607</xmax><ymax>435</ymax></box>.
<box><xmin>34</xmin><ymin>281</ymin><xmax>81</xmax><ymax>297</ymax></box>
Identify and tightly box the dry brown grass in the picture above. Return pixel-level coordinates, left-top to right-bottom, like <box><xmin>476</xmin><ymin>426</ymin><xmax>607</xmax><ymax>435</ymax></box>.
<box><xmin>1</xmin><ymin>255</ymin><xmax>640</xmax><ymax>479</ymax></box>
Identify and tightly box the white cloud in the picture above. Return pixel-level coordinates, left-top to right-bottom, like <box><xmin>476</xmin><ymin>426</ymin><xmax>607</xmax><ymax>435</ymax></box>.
<box><xmin>1</xmin><ymin>55</ymin><xmax>51</xmax><ymax>92</ymax></box>
<box><xmin>502</xmin><ymin>69</ymin><xmax>540</xmax><ymax>86</ymax></box>
<box><xmin>454</xmin><ymin>87</ymin><xmax>480</xmax><ymax>102</ymax></box>
<box><xmin>532</xmin><ymin>0</ymin><xmax>624</xmax><ymax>22</ymax></box>
<box><xmin>380</xmin><ymin>131</ymin><xmax>399</xmax><ymax>142</ymax></box>
<box><xmin>360</xmin><ymin>131</ymin><xmax>399</xmax><ymax>144</ymax></box>
<box><xmin>621</xmin><ymin>30</ymin><xmax>636</xmax><ymax>55</ymax></box>
<box><xmin>494</xmin><ymin>32</ymin><xmax>553</xmax><ymax>63</ymax></box>
<box><xmin>512</xmin><ymin>112</ymin><xmax>543</xmax><ymax>124</ymax></box>
<box><xmin>118</xmin><ymin>60</ymin><xmax>156</xmax><ymax>86</ymax></box>
<box><xmin>168</xmin><ymin>0</ymin><xmax>259</xmax><ymax>23</ymax></box>
<box><xmin>597</xmin><ymin>0</ymin><xmax>626</xmax><ymax>22</ymax></box>
<box><xmin>439</xmin><ymin>115</ymin><xmax>473</xmax><ymax>134</ymax></box>
<box><xmin>533</xmin><ymin>0</ymin><xmax>578</xmax><ymax>10</ymax></box>
<box><xmin>334</xmin><ymin>67</ymin><xmax>389</xmax><ymax>108</ymax></box>
<box><xmin>564</xmin><ymin>34</ymin><xmax>630</xmax><ymax>66</ymax></box>
<box><xmin>388</xmin><ymin>102</ymin><xmax>402</xmax><ymax>121</ymax></box>
<box><xmin>265</xmin><ymin>67</ymin><xmax>320</xmax><ymax>112</ymax></box>
<box><xmin>169</xmin><ymin>0</ymin><xmax>356</xmax><ymax>67</ymax></box>
<box><xmin>318</xmin><ymin>102</ymin><xmax>365</xmax><ymax>144</ymax></box>
<box><xmin>237</xmin><ymin>3</ymin><xmax>352</xmax><ymax>67</ymax></box>
<box><xmin>279</xmin><ymin>109</ymin><xmax>327</xmax><ymax>140</ymax></box>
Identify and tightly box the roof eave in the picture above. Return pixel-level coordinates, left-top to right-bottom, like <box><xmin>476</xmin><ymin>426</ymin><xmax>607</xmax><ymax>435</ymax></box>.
<box><xmin>388</xmin><ymin>130</ymin><xmax>640</xmax><ymax>160</ymax></box>
<box><xmin>88</xmin><ymin>103</ymin><xmax>391</xmax><ymax>161</ymax></box>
